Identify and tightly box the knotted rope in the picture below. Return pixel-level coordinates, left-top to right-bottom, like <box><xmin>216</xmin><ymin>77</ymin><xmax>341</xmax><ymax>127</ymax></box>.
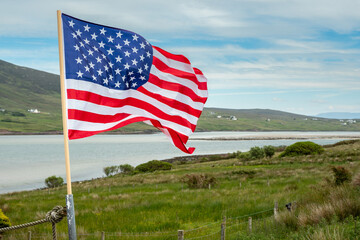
<box><xmin>0</xmin><ymin>206</ymin><xmax>66</xmax><ymax>240</ymax></box>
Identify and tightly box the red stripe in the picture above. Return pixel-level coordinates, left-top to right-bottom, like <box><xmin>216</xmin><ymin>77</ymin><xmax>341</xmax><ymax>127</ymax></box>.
<box><xmin>68</xmin><ymin>116</ymin><xmax>149</xmax><ymax>139</ymax></box>
<box><xmin>152</xmin><ymin>57</ymin><xmax>207</xmax><ymax>90</ymax></box>
<box><xmin>67</xmin><ymin>89</ymin><xmax>196</xmax><ymax>131</ymax></box>
<box><xmin>68</xmin><ymin>109</ymin><xmax>130</xmax><ymax>123</ymax></box>
<box><xmin>148</xmin><ymin>74</ymin><xmax>207</xmax><ymax>104</ymax></box>
<box><xmin>152</xmin><ymin>46</ymin><xmax>191</xmax><ymax>64</ymax></box>
<box><xmin>150</xmin><ymin>120</ymin><xmax>194</xmax><ymax>154</ymax></box>
<box><xmin>137</xmin><ymin>86</ymin><xmax>203</xmax><ymax>118</ymax></box>
<box><xmin>193</xmin><ymin>68</ymin><xmax>204</xmax><ymax>75</ymax></box>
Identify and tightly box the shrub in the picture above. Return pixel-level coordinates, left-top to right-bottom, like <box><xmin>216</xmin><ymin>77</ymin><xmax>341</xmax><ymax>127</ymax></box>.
<box><xmin>182</xmin><ymin>174</ymin><xmax>217</xmax><ymax>189</ymax></box>
<box><xmin>279</xmin><ymin>141</ymin><xmax>324</xmax><ymax>157</ymax></box>
<box><xmin>135</xmin><ymin>160</ymin><xmax>172</xmax><ymax>173</ymax></box>
<box><xmin>249</xmin><ymin>146</ymin><xmax>265</xmax><ymax>159</ymax></box>
<box><xmin>11</xmin><ymin>111</ymin><xmax>25</xmax><ymax>117</ymax></box>
<box><xmin>263</xmin><ymin>145</ymin><xmax>275</xmax><ymax>158</ymax></box>
<box><xmin>332</xmin><ymin>166</ymin><xmax>352</xmax><ymax>185</ymax></box>
<box><xmin>0</xmin><ymin>209</ymin><xmax>11</xmax><ymax>228</ymax></box>
<box><xmin>238</xmin><ymin>152</ymin><xmax>251</xmax><ymax>161</ymax></box>
<box><xmin>45</xmin><ymin>175</ymin><xmax>64</xmax><ymax>188</ymax></box>
<box><xmin>119</xmin><ymin>164</ymin><xmax>134</xmax><ymax>174</ymax></box>
<box><xmin>103</xmin><ymin>166</ymin><xmax>118</xmax><ymax>176</ymax></box>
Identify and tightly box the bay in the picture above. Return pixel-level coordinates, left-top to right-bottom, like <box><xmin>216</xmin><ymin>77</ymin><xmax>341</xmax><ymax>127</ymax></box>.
<box><xmin>1</xmin><ymin>131</ymin><xmax>359</xmax><ymax>194</ymax></box>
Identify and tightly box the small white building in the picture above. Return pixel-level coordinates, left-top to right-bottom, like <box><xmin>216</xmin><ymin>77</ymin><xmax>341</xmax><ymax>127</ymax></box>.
<box><xmin>217</xmin><ymin>115</ymin><xmax>222</xmax><ymax>119</ymax></box>
<box><xmin>28</xmin><ymin>109</ymin><xmax>40</xmax><ymax>113</ymax></box>
<box><xmin>230</xmin><ymin>116</ymin><xmax>237</xmax><ymax>121</ymax></box>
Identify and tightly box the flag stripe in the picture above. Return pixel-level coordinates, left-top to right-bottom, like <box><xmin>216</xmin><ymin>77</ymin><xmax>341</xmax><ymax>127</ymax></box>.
<box><xmin>153</xmin><ymin>47</ymin><xmax>194</xmax><ymax>74</ymax></box>
<box><xmin>152</xmin><ymin>46</ymin><xmax>191</xmax><ymax>64</ymax></box>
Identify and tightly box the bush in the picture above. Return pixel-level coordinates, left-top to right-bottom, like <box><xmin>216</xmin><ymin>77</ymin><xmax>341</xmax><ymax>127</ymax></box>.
<box><xmin>45</xmin><ymin>175</ymin><xmax>64</xmax><ymax>188</ymax></box>
<box><xmin>249</xmin><ymin>146</ymin><xmax>265</xmax><ymax>159</ymax></box>
<box><xmin>238</xmin><ymin>152</ymin><xmax>251</xmax><ymax>161</ymax></box>
<box><xmin>263</xmin><ymin>145</ymin><xmax>275</xmax><ymax>158</ymax></box>
<box><xmin>279</xmin><ymin>141</ymin><xmax>324</xmax><ymax>157</ymax></box>
<box><xmin>103</xmin><ymin>166</ymin><xmax>118</xmax><ymax>176</ymax></box>
<box><xmin>135</xmin><ymin>160</ymin><xmax>172</xmax><ymax>173</ymax></box>
<box><xmin>119</xmin><ymin>164</ymin><xmax>134</xmax><ymax>174</ymax></box>
<box><xmin>332</xmin><ymin>166</ymin><xmax>352</xmax><ymax>185</ymax></box>
<box><xmin>182</xmin><ymin>174</ymin><xmax>217</xmax><ymax>189</ymax></box>
<box><xmin>0</xmin><ymin>209</ymin><xmax>11</xmax><ymax>228</ymax></box>
<box><xmin>11</xmin><ymin>111</ymin><xmax>25</xmax><ymax>117</ymax></box>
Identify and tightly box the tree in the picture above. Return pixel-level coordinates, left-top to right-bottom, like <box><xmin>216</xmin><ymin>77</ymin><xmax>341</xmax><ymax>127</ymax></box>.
<box><xmin>263</xmin><ymin>145</ymin><xmax>275</xmax><ymax>158</ymax></box>
<box><xmin>103</xmin><ymin>166</ymin><xmax>118</xmax><ymax>176</ymax></box>
<box><xmin>119</xmin><ymin>164</ymin><xmax>134</xmax><ymax>174</ymax></box>
<box><xmin>249</xmin><ymin>146</ymin><xmax>265</xmax><ymax>159</ymax></box>
<box><xmin>45</xmin><ymin>175</ymin><xmax>64</xmax><ymax>188</ymax></box>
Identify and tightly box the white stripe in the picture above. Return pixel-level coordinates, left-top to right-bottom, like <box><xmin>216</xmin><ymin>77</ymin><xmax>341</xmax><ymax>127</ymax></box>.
<box><xmin>67</xmin><ymin>101</ymin><xmax>194</xmax><ymax>136</ymax></box>
<box><xmin>150</xmin><ymin>65</ymin><xmax>208</xmax><ymax>98</ymax></box>
<box><xmin>196</xmin><ymin>73</ymin><xmax>208</xmax><ymax>83</ymax></box>
<box><xmin>152</xmin><ymin>48</ymin><xmax>195</xmax><ymax>74</ymax></box>
<box><xmin>66</xmin><ymin>79</ymin><xmax>200</xmax><ymax>123</ymax></box>
<box><xmin>142</xmin><ymin>81</ymin><xmax>205</xmax><ymax>111</ymax></box>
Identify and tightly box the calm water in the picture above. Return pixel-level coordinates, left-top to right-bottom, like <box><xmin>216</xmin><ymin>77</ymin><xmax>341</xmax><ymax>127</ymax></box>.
<box><xmin>1</xmin><ymin>131</ymin><xmax>359</xmax><ymax>194</ymax></box>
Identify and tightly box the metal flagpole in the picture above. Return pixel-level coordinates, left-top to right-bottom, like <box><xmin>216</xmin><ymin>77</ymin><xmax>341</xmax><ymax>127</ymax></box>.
<box><xmin>57</xmin><ymin>10</ymin><xmax>77</xmax><ymax>240</ymax></box>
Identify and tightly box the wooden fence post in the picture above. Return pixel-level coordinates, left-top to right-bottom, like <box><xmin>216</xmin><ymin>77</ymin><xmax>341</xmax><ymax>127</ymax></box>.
<box><xmin>248</xmin><ymin>217</ymin><xmax>252</xmax><ymax>233</ymax></box>
<box><xmin>274</xmin><ymin>201</ymin><xmax>278</xmax><ymax>219</ymax></box>
<box><xmin>221</xmin><ymin>216</ymin><xmax>226</xmax><ymax>240</ymax></box>
<box><xmin>28</xmin><ymin>231</ymin><xmax>32</xmax><ymax>240</ymax></box>
<box><xmin>178</xmin><ymin>230</ymin><xmax>184</xmax><ymax>240</ymax></box>
<box><xmin>101</xmin><ymin>231</ymin><xmax>105</xmax><ymax>240</ymax></box>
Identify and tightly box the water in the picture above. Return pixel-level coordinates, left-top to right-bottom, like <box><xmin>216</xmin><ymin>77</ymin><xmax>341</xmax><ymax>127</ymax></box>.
<box><xmin>1</xmin><ymin>131</ymin><xmax>359</xmax><ymax>194</ymax></box>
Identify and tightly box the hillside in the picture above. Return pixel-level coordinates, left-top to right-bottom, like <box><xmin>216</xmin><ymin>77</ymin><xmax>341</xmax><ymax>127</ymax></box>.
<box><xmin>1</xmin><ymin>59</ymin><xmax>360</xmax><ymax>133</ymax></box>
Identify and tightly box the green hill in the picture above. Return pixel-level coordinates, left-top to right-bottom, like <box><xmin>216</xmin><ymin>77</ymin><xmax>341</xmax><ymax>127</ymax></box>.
<box><xmin>0</xmin><ymin>60</ymin><xmax>359</xmax><ymax>133</ymax></box>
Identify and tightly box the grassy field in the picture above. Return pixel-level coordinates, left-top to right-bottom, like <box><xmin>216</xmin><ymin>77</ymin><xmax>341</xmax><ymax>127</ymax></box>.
<box><xmin>0</xmin><ymin>140</ymin><xmax>360</xmax><ymax>239</ymax></box>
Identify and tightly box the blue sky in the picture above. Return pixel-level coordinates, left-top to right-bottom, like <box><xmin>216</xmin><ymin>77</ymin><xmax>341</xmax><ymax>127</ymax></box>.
<box><xmin>1</xmin><ymin>0</ymin><xmax>360</xmax><ymax>116</ymax></box>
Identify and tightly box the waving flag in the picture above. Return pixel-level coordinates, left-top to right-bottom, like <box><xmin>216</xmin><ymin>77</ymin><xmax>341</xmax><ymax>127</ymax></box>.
<box><xmin>60</xmin><ymin>14</ymin><xmax>208</xmax><ymax>154</ymax></box>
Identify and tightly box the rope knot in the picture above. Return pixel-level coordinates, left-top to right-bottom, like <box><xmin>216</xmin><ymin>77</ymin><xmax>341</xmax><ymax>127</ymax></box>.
<box><xmin>45</xmin><ymin>206</ymin><xmax>67</xmax><ymax>224</ymax></box>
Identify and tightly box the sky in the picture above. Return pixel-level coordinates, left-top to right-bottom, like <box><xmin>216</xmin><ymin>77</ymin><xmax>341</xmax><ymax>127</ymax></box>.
<box><xmin>1</xmin><ymin>0</ymin><xmax>360</xmax><ymax>116</ymax></box>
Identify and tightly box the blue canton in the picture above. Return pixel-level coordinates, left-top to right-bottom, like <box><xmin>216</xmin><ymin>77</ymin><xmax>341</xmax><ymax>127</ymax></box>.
<box><xmin>62</xmin><ymin>14</ymin><xmax>153</xmax><ymax>90</ymax></box>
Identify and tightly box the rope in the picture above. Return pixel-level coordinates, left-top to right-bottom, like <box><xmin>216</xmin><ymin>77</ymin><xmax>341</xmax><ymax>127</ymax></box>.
<box><xmin>0</xmin><ymin>206</ymin><xmax>66</xmax><ymax>233</ymax></box>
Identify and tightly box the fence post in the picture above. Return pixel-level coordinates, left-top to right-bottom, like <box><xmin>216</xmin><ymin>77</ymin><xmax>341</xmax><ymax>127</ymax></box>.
<box><xmin>178</xmin><ymin>230</ymin><xmax>184</xmax><ymax>240</ymax></box>
<box><xmin>248</xmin><ymin>217</ymin><xmax>252</xmax><ymax>233</ymax></box>
<box><xmin>101</xmin><ymin>231</ymin><xmax>105</xmax><ymax>240</ymax></box>
<box><xmin>274</xmin><ymin>201</ymin><xmax>278</xmax><ymax>219</ymax></box>
<box><xmin>221</xmin><ymin>216</ymin><xmax>226</xmax><ymax>240</ymax></box>
<box><xmin>28</xmin><ymin>231</ymin><xmax>32</xmax><ymax>240</ymax></box>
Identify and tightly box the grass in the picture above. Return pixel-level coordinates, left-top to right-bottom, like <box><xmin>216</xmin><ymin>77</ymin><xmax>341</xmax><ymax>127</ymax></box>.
<box><xmin>0</xmin><ymin>140</ymin><xmax>360</xmax><ymax>239</ymax></box>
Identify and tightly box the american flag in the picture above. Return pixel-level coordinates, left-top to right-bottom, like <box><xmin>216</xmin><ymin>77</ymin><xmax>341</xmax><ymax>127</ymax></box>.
<box><xmin>61</xmin><ymin>14</ymin><xmax>208</xmax><ymax>154</ymax></box>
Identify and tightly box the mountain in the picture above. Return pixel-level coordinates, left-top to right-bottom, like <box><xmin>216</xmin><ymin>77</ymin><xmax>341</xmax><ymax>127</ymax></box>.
<box><xmin>1</xmin><ymin>59</ymin><xmax>360</xmax><ymax>133</ymax></box>
<box><xmin>316</xmin><ymin>112</ymin><xmax>360</xmax><ymax>120</ymax></box>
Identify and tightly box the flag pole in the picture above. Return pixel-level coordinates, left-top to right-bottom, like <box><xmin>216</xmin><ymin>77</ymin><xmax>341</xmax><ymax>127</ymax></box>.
<box><xmin>57</xmin><ymin>10</ymin><xmax>77</xmax><ymax>240</ymax></box>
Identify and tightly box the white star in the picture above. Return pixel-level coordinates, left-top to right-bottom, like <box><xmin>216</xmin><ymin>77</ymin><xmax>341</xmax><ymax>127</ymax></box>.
<box><xmin>109</xmin><ymin>62</ymin><xmax>114</xmax><ymax>68</ymax></box>
<box><xmin>104</xmin><ymin>65</ymin><xmax>109</xmax><ymax>71</ymax></box>
<box><xmin>79</xmin><ymin>42</ymin><xmax>84</xmax><ymax>48</ymax></box>
<box><xmin>107</xmin><ymin>48</ymin><xmax>114</xmax><ymax>55</ymax></box>
<box><xmin>103</xmin><ymin>78</ymin><xmax>109</xmax><ymax>85</ymax></box>
<box><xmin>132</xmin><ymin>47</ymin><xmax>138</xmax><ymax>53</ymax></box>
<box><xmin>91</xmin><ymin>33</ymin><xmax>98</xmax><ymax>40</ymax></box>
<box><xmin>109</xmin><ymin>75</ymin><xmax>113</xmax><ymax>81</ymax></box>
<box><xmin>140</xmin><ymin>76</ymin><xmax>146</xmax><ymax>81</ymax></box>
<box><xmin>76</xmin><ymin>29</ymin><xmax>82</xmax><ymax>36</ymax></box>
<box><xmin>146</xmin><ymin>41</ymin><xmax>150</xmax><ymax>45</ymax></box>
<box><xmin>76</xmin><ymin>70</ymin><xmax>83</xmax><ymax>78</ymax></box>
<box><xmin>84</xmin><ymin>24</ymin><xmax>90</xmax><ymax>31</ymax></box>
<box><xmin>84</xmin><ymin>66</ymin><xmax>90</xmax><ymax>72</ymax></box>
<box><xmin>82</xmin><ymin>54</ymin><xmax>87</xmax><ymax>59</ymax></box>
<box><xmin>138</xmin><ymin>68</ymin><xmax>143</xmax><ymax>74</ymax></box>
<box><xmin>75</xmin><ymin>57</ymin><xmax>82</xmax><ymax>64</ymax></box>
<box><xmin>107</xmin><ymin>36</ymin><xmax>114</xmax><ymax>43</ymax></box>
<box><xmin>89</xmin><ymin>62</ymin><xmax>95</xmax><ymax>69</ymax></box>
<box><xmin>139</xmin><ymin>55</ymin><xmax>145</xmax><ymax>61</ymax></box>
<box><xmin>128</xmin><ymin>71</ymin><xmax>134</xmax><ymax>76</ymax></box>
<box><xmin>131</xmin><ymin>59</ymin><xmax>138</xmax><ymax>66</ymax></box>
<box><xmin>93</xmin><ymin>46</ymin><xmax>99</xmax><ymax>52</ymax></box>
<box><xmin>132</xmin><ymin>82</ymin><xmax>137</xmax><ymax>88</ymax></box>
<box><xmin>84</xmin><ymin>38</ymin><xmax>90</xmax><ymax>44</ymax></box>
<box><xmin>144</xmin><ymin>64</ymin><xmax>149</xmax><ymax>70</ymax></box>
<box><xmin>115</xmin><ymin>44</ymin><xmax>122</xmax><ymax>50</ymax></box>
<box><xmin>126</xmin><ymin>82</ymin><xmax>129</xmax><ymax>88</ymax></box>
<box><xmin>97</xmin><ymin>69</ymin><xmax>103</xmax><ymax>76</ymax></box>
<box><xmin>132</xmin><ymin>34</ymin><xmax>139</xmax><ymax>41</ymax></box>
<box><xmin>74</xmin><ymin>45</ymin><xmax>80</xmax><ymax>51</ymax></box>
<box><xmin>124</xmin><ymin>51</ymin><xmax>131</xmax><ymax>57</ymax></box>
<box><xmin>71</xmin><ymin>33</ymin><xmax>77</xmax><ymax>38</ymax></box>
<box><xmin>146</xmin><ymin>51</ymin><xmax>151</xmax><ymax>57</ymax></box>
<box><xmin>99</xmin><ymin>41</ymin><xmax>105</xmax><ymax>48</ymax></box>
<box><xmin>115</xmin><ymin>68</ymin><xmax>121</xmax><ymax>74</ymax></box>
<box><xmin>102</xmin><ymin>54</ymin><xmax>106</xmax><ymax>59</ymax></box>
<box><xmin>96</xmin><ymin>56</ymin><xmax>102</xmax><ymax>63</ymax></box>
<box><xmin>123</xmin><ymin>39</ymin><xmax>130</xmax><ymax>46</ymax></box>
<box><xmin>92</xmin><ymin>75</ymin><xmax>97</xmax><ymax>81</ymax></box>
<box><xmin>122</xmin><ymin>76</ymin><xmax>126</xmax><ymax>81</ymax></box>
<box><xmin>88</xmin><ymin>49</ymin><xmax>94</xmax><ymax>56</ymax></box>
<box><xmin>100</xmin><ymin>28</ymin><xmax>106</xmax><ymax>35</ymax></box>
<box><xmin>130</xmin><ymin>76</ymin><xmax>135</xmax><ymax>81</ymax></box>
<box><xmin>115</xmin><ymin>56</ymin><xmax>122</xmax><ymax>62</ymax></box>
<box><xmin>68</xmin><ymin>20</ymin><xmax>75</xmax><ymax>27</ymax></box>
<box><xmin>115</xmin><ymin>81</ymin><xmax>121</xmax><ymax>88</ymax></box>
<box><xmin>116</xmin><ymin>31</ymin><xmax>123</xmax><ymax>38</ymax></box>
<box><xmin>140</xmin><ymin>42</ymin><xmax>146</xmax><ymax>49</ymax></box>
<box><xmin>124</xmin><ymin>63</ymin><xmax>130</xmax><ymax>69</ymax></box>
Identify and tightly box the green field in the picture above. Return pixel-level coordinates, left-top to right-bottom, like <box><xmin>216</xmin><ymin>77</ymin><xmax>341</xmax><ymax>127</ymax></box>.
<box><xmin>1</xmin><ymin>140</ymin><xmax>360</xmax><ymax>239</ymax></box>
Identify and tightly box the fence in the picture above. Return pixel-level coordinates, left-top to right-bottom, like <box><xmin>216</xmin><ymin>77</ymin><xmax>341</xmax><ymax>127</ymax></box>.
<box><xmin>0</xmin><ymin>201</ymin><xmax>296</xmax><ymax>240</ymax></box>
